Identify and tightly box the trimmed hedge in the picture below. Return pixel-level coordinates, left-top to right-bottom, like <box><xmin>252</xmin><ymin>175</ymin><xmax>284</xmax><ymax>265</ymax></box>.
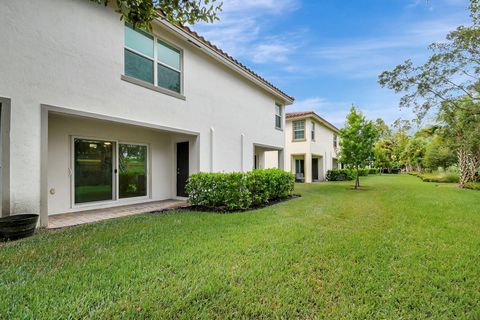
<box><xmin>326</xmin><ymin>169</ymin><xmax>355</xmax><ymax>181</ymax></box>
<box><xmin>186</xmin><ymin>169</ymin><xmax>295</xmax><ymax>211</ymax></box>
<box><xmin>326</xmin><ymin>168</ymin><xmax>380</xmax><ymax>181</ymax></box>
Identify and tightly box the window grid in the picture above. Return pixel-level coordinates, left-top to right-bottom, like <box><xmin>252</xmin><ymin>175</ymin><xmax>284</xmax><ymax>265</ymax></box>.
<box><xmin>275</xmin><ymin>103</ymin><xmax>282</xmax><ymax>129</ymax></box>
<box><xmin>311</xmin><ymin>121</ymin><xmax>315</xmax><ymax>141</ymax></box>
<box><xmin>124</xmin><ymin>25</ymin><xmax>182</xmax><ymax>94</ymax></box>
<box><xmin>293</xmin><ymin>120</ymin><xmax>305</xmax><ymax>140</ymax></box>
<box><xmin>333</xmin><ymin>134</ymin><xmax>338</xmax><ymax>148</ymax></box>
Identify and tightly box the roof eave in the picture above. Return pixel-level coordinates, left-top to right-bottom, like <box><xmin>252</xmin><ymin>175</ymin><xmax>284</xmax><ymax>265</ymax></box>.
<box><xmin>287</xmin><ymin>114</ymin><xmax>340</xmax><ymax>133</ymax></box>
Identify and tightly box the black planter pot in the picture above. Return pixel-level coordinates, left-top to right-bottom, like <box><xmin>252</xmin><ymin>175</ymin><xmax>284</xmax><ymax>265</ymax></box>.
<box><xmin>0</xmin><ymin>214</ymin><xmax>39</xmax><ymax>241</ymax></box>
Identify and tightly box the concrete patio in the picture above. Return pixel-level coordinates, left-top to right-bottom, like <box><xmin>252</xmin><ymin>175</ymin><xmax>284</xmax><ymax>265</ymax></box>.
<box><xmin>48</xmin><ymin>199</ymin><xmax>187</xmax><ymax>229</ymax></box>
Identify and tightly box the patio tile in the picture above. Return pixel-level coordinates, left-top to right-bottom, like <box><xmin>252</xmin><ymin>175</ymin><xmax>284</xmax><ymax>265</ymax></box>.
<box><xmin>48</xmin><ymin>200</ymin><xmax>187</xmax><ymax>229</ymax></box>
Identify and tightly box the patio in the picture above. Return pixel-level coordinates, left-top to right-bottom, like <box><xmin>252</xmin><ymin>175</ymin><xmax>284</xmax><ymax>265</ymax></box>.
<box><xmin>48</xmin><ymin>199</ymin><xmax>187</xmax><ymax>229</ymax></box>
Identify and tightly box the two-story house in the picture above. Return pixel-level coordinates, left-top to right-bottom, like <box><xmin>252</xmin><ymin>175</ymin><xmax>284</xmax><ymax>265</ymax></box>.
<box><xmin>0</xmin><ymin>0</ymin><xmax>294</xmax><ymax>226</ymax></box>
<box><xmin>285</xmin><ymin>111</ymin><xmax>340</xmax><ymax>182</ymax></box>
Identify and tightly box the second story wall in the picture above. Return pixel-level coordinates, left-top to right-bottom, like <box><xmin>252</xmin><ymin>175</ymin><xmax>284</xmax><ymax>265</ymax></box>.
<box><xmin>0</xmin><ymin>0</ymin><xmax>290</xmax><ymax>173</ymax></box>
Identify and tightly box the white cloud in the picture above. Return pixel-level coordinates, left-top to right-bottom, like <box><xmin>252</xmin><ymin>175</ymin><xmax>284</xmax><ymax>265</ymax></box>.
<box><xmin>288</xmin><ymin>96</ymin><xmax>419</xmax><ymax>128</ymax></box>
<box><xmin>192</xmin><ymin>0</ymin><xmax>301</xmax><ymax>63</ymax></box>
<box><xmin>292</xmin><ymin>15</ymin><xmax>469</xmax><ymax>79</ymax></box>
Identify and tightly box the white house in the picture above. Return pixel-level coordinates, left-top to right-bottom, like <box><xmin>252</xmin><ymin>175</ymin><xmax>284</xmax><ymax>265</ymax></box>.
<box><xmin>285</xmin><ymin>112</ymin><xmax>340</xmax><ymax>182</ymax></box>
<box><xmin>0</xmin><ymin>0</ymin><xmax>294</xmax><ymax>226</ymax></box>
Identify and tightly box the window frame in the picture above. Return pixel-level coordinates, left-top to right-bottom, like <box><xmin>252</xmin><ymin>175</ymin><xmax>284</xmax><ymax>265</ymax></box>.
<box><xmin>124</xmin><ymin>24</ymin><xmax>184</xmax><ymax>96</ymax></box>
<box><xmin>275</xmin><ymin>103</ymin><xmax>283</xmax><ymax>130</ymax></box>
<box><xmin>292</xmin><ymin>120</ymin><xmax>306</xmax><ymax>141</ymax></box>
<box><xmin>311</xmin><ymin>121</ymin><xmax>315</xmax><ymax>141</ymax></box>
<box><xmin>333</xmin><ymin>133</ymin><xmax>338</xmax><ymax>148</ymax></box>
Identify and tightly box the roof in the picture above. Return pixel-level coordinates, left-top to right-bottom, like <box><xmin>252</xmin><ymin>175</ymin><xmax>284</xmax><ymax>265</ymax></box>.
<box><xmin>286</xmin><ymin>111</ymin><xmax>340</xmax><ymax>133</ymax></box>
<box><xmin>153</xmin><ymin>14</ymin><xmax>294</xmax><ymax>104</ymax></box>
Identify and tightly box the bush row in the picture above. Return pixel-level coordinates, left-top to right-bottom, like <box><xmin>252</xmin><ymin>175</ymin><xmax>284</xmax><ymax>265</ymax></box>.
<box><xmin>465</xmin><ymin>182</ymin><xmax>480</xmax><ymax>191</ymax></box>
<box><xmin>186</xmin><ymin>169</ymin><xmax>295</xmax><ymax>211</ymax></box>
<box><xmin>325</xmin><ymin>168</ymin><xmax>380</xmax><ymax>181</ymax></box>
<box><xmin>408</xmin><ymin>171</ymin><xmax>459</xmax><ymax>183</ymax></box>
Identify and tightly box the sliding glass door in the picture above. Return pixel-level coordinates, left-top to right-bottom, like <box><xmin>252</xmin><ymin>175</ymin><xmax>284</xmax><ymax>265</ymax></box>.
<box><xmin>119</xmin><ymin>144</ymin><xmax>147</xmax><ymax>199</ymax></box>
<box><xmin>74</xmin><ymin>138</ymin><xmax>148</xmax><ymax>205</ymax></box>
<box><xmin>74</xmin><ymin>139</ymin><xmax>114</xmax><ymax>204</ymax></box>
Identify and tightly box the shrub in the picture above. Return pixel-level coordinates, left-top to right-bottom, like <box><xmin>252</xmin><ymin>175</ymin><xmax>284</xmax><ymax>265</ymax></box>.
<box><xmin>358</xmin><ymin>168</ymin><xmax>369</xmax><ymax>176</ymax></box>
<box><xmin>326</xmin><ymin>169</ymin><xmax>355</xmax><ymax>181</ymax></box>
<box><xmin>186</xmin><ymin>169</ymin><xmax>295</xmax><ymax>211</ymax></box>
<box><xmin>408</xmin><ymin>170</ymin><xmax>459</xmax><ymax>183</ymax></box>
<box><xmin>368</xmin><ymin>168</ymin><xmax>380</xmax><ymax>174</ymax></box>
<box><xmin>264</xmin><ymin>168</ymin><xmax>295</xmax><ymax>200</ymax></box>
<box><xmin>245</xmin><ymin>169</ymin><xmax>270</xmax><ymax>206</ymax></box>
<box><xmin>465</xmin><ymin>182</ymin><xmax>480</xmax><ymax>191</ymax></box>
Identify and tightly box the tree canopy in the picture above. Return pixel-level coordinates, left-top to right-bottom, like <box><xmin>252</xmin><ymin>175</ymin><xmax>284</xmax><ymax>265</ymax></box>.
<box><xmin>339</xmin><ymin>106</ymin><xmax>378</xmax><ymax>189</ymax></box>
<box><xmin>378</xmin><ymin>0</ymin><xmax>480</xmax><ymax>119</ymax></box>
<box><xmin>91</xmin><ymin>0</ymin><xmax>223</xmax><ymax>29</ymax></box>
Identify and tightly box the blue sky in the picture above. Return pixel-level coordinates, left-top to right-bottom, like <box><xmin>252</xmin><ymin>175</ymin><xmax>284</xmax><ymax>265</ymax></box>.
<box><xmin>193</xmin><ymin>0</ymin><xmax>470</xmax><ymax>127</ymax></box>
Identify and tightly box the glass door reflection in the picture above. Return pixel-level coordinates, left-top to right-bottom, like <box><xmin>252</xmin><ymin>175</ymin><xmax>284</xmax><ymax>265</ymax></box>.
<box><xmin>119</xmin><ymin>144</ymin><xmax>147</xmax><ymax>199</ymax></box>
<box><xmin>74</xmin><ymin>139</ymin><xmax>114</xmax><ymax>204</ymax></box>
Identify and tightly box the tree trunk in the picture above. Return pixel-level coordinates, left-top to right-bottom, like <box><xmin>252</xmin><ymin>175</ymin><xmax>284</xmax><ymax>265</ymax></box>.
<box><xmin>354</xmin><ymin>168</ymin><xmax>360</xmax><ymax>189</ymax></box>
<box><xmin>458</xmin><ymin>147</ymin><xmax>469</xmax><ymax>188</ymax></box>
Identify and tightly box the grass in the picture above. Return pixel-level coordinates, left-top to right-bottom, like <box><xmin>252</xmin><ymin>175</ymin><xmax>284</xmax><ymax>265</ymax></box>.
<box><xmin>1</xmin><ymin>175</ymin><xmax>480</xmax><ymax>318</ymax></box>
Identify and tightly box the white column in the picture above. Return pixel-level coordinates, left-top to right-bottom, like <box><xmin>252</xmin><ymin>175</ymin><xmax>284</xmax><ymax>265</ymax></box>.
<box><xmin>305</xmin><ymin>153</ymin><xmax>312</xmax><ymax>183</ymax></box>
<box><xmin>210</xmin><ymin>127</ymin><xmax>214</xmax><ymax>172</ymax></box>
<box><xmin>278</xmin><ymin>149</ymin><xmax>285</xmax><ymax>171</ymax></box>
<box><xmin>240</xmin><ymin>134</ymin><xmax>245</xmax><ymax>172</ymax></box>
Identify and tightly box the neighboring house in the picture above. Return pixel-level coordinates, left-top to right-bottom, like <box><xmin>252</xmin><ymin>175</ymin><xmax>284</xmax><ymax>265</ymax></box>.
<box><xmin>285</xmin><ymin>112</ymin><xmax>340</xmax><ymax>182</ymax></box>
<box><xmin>0</xmin><ymin>0</ymin><xmax>294</xmax><ymax>226</ymax></box>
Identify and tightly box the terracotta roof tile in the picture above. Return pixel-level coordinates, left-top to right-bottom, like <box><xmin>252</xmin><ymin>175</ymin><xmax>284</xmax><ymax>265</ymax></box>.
<box><xmin>286</xmin><ymin>111</ymin><xmax>340</xmax><ymax>132</ymax></box>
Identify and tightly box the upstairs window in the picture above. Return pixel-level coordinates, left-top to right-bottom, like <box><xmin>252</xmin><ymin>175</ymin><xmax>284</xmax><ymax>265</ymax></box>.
<box><xmin>124</xmin><ymin>25</ymin><xmax>154</xmax><ymax>84</ymax></box>
<box><xmin>333</xmin><ymin>133</ymin><xmax>338</xmax><ymax>148</ymax></box>
<box><xmin>293</xmin><ymin>120</ymin><xmax>305</xmax><ymax>141</ymax></box>
<box><xmin>124</xmin><ymin>24</ymin><xmax>182</xmax><ymax>94</ymax></box>
<box><xmin>275</xmin><ymin>103</ymin><xmax>283</xmax><ymax>129</ymax></box>
<box><xmin>311</xmin><ymin>121</ymin><xmax>315</xmax><ymax>141</ymax></box>
<box><xmin>157</xmin><ymin>40</ymin><xmax>181</xmax><ymax>93</ymax></box>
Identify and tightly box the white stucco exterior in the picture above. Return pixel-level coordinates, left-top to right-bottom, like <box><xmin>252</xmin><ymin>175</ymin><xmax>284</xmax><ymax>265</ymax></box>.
<box><xmin>0</xmin><ymin>0</ymin><xmax>293</xmax><ymax>225</ymax></box>
<box><xmin>285</xmin><ymin>112</ymin><xmax>340</xmax><ymax>183</ymax></box>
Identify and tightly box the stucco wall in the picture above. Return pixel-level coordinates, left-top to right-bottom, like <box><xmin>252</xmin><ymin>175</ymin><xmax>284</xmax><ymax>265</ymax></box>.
<box><xmin>0</xmin><ymin>0</ymin><xmax>288</xmax><ymax>215</ymax></box>
<box><xmin>285</xmin><ymin>117</ymin><xmax>339</xmax><ymax>181</ymax></box>
<box><xmin>48</xmin><ymin>114</ymin><xmax>198</xmax><ymax>215</ymax></box>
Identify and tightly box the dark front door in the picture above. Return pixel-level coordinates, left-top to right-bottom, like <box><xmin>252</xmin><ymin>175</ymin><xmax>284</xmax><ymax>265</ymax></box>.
<box><xmin>176</xmin><ymin>142</ymin><xmax>189</xmax><ymax>197</ymax></box>
<box><xmin>312</xmin><ymin>158</ymin><xmax>319</xmax><ymax>181</ymax></box>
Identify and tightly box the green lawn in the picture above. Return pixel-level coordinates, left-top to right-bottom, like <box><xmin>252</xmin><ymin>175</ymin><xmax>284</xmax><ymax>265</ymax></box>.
<box><xmin>1</xmin><ymin>175</ymin><xmax>479</xmax><ymax>319</ymax></box>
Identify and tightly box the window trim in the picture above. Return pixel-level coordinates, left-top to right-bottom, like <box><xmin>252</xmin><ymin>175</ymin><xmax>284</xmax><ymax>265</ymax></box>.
<box><xmin>121</xmin><ymin>75</ymin><xmax>186</xmax><ymax>100</ymax></box>
<box><xmin>311</xmin><ymin>121</ymin><xmax>315</xmax><ymax>141</ymax></box>
<box><xmin>333</xmin><ymin>133</ymin><xmax>338</xmax><ymax>148</ymax></box>
<box><xmin>292</xmin><ymin>120</ymin><xmax>306</xmax><ymax>141</ymax></box>
<box><xmin>275</xmin><ymin>103</ymin><xmax>283</xmax><ymax>130</ymax></box>
<box><xmin>124</xmin><ymin>24</ymin><xmax>184</xmax><ymax>96</ymax></box>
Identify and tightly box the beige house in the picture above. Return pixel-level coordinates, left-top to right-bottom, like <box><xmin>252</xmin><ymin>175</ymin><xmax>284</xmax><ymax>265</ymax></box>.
<box><xmin>285</xmin><ymin>112</ymin><xmax>340</xmax><ymax>182</ymax></box>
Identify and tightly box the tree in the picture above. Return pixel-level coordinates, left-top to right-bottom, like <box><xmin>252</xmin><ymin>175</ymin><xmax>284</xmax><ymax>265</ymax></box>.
<box><xmin>390</xmin><ymin>119</ymin><xmax>412</xmax><ymax>171</ymax></box>
<box><xmin>438</xmin><ymin>97</ymin><xmax>480</xmax><ymax>187</ymax></box>
<box><xmin>91</xmin><ymin>0</ymin><xmax>222</xmax><ymax>29</ymax></box>
<box><xmin>373</xmin><ymin>118</ymin><xmax>393</xmax><ymax>173</ymax></box>
<box><xmin>423</xmin><ymin>135</ymin><xmax>457</xmax><ymax>170</ymax></box>
<box><xmin>339</xmin><ymin>107</ymin><xmax>378</xmax><ymax>189</ymax></box>
<box><xmin>378</xmin><ymin>0</ymin><xmax>480</xmax><ymax>119</ymax></box>
<box><xmin>402</xmin><ymin>138</ymin><xmax>427</xmax><ymax>172</ymax></box>
<box><xmin>373</xmin><ymin>140</ymin><xmax>393</xmax><ymax>173</ymax></box>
